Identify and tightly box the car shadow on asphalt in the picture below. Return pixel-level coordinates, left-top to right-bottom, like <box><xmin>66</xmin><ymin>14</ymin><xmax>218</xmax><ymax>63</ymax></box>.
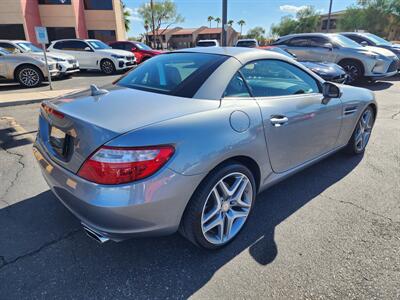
<box><xmin>0</xmin><ymin>151</ymin><xmax>363</xmax><ymax>298</ymax></box>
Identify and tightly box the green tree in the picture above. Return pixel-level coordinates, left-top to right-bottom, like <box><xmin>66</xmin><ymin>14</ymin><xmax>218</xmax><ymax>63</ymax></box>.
<box><xmin>246</xmin><ymin>26</ymin><xmax>266</xmax><ymax>43</ymax></box>
<box><xmin>237</xmin><ymin>19</ymin><xmax>246</xmax><ymax>36</ymax></box>
<box><xmin>215</xmin><ymin>17</ymin><xmax>221</xmax><ymax>28</ymax></box>
<box><xmin>207</xmin><ymin>16</ymin><xmax>214</xmax><ymax>27</ymax></box>
<box><xmin>339</xmin><ymin>0</ymin><xmax>400</xmax><ymax>38</ymax></box>
<box><xmin>228</xmin><ymin>19</ymin><xmax>234</xmax><ymax>27</ymax></box>
<box><xmin>122</xmin><ymin>3</ymin><xmax>131</xmax><ymax>32</ymax></box>
<box><xmin>270</xmin><ymin>6</ymin><xmax>320</xmax><ymax>37</ymax></box>
<box><xmin>138</xmin><ymin>0</ymin><xmax>184</xmax><ymax>49</ymax></box>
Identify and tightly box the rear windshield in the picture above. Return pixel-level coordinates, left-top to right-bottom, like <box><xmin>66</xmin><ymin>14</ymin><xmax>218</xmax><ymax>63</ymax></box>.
<box><xmin>196</xmin><ymin>41</ymin><xmax>217</xmax><ymax>47</ymax></box>
<box><xmin>117</xmin><ymin>52</ymin><xmax>228</xmax><ymax>97</ymax></box>
<box><xmin>236</xmin><ymin>41</ymin><xmax>257</xmax><ymax>47</ymax></box>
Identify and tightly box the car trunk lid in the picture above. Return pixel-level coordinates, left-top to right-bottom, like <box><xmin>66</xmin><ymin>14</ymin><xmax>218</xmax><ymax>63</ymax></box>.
<box><xmin>37</xmin><ymin>84</ymin><xmax>219</xmax><ymax>173</ymax></box>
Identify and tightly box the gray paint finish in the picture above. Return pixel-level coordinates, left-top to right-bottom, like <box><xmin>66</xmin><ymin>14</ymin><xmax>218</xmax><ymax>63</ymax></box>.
<box><xmin>34</xmin><ymin>47</ymin><xmax>377</xmax><ymax>241</ymax></box>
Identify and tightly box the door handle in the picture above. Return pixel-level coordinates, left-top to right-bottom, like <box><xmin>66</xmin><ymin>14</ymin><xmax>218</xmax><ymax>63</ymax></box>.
<box><xmin>270</xmin><ymin>116</ymin><xmax>289</xmax><ymax>127</ymax></box>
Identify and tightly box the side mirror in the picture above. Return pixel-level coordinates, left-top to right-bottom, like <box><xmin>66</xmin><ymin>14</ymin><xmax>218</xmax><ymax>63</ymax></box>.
<box><xmin>84</xmin><ymin>47</ymin><xmax>92</xmax><ymax>52</ymax></box>
<box><xmin>360</xmin><ymin>41</ymin><xmax>368</xmax><ymax>47</ymax></box>
<box><xmin>323</xmin><ymin>42</ymin><xmax>333</xmax><ymax>50</ymax></box>
<box><xmin>322</xmin><ymin>82</ymin><xmax>341</xmax><ymax>103</ymax></box>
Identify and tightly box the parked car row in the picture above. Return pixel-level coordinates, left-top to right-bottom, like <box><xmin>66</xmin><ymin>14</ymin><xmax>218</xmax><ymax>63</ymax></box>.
<box><xmin>0</xmin><ymin>38</ymin><xmax>165</xmax><ymax>88</ymax></box>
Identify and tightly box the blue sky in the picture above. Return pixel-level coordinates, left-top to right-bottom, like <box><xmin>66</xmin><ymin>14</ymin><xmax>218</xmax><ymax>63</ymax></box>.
<box><xmin>124</xmin><ymin>0</ymin><xmax>357</xmax><ymax>37</ymax></box>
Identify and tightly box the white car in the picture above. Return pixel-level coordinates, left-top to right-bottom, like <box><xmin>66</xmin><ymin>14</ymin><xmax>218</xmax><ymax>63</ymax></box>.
<box><xmin>0</xmin><ymin>40</ymin><xmax>79</xmax><ymax>77</ymax></box>
<box><xmin>235</xmin><ymin>38</ymin><xmax>259</xmax><ymax>48</ymax></box>
<box><xmin>48</xmin><ymin>39</ymin><xmax>136</xmax><ymax>74</ymax></box>
<box><xmin>196</xmin><ymin>40</ymin><xmax>220</xmax><ymax>47</ymax></box>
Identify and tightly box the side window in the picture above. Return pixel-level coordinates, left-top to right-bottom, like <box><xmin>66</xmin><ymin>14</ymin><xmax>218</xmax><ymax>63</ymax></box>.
<box><xmin>58</xmin><ymin>41</ymin><xmax>88</xmax><ymax>51</ymax></box>
<box><xmin>309</xmin><ymin>37</ymin><xmax>329</xmax><ymax>47</ymax></box>
<box><xmin>110</xmin><ymin>42</ymin><xmax>123</xmax><ymax>50</ymax></box>
<box><xmin>240</xmin><ymin>60</ymin><xmax>320</xmax><ymax>97</ymax></box>
<box><xmin>287</xmin><ymin>37</ymin><xmax>309</xmax><ymax>47</ymax></box>
<box><xmin>0</xmin><ymin>43</ymin><xmax>18</xmax><ymax>53</ymax></box>
<box><xmin>223</xmin><ymin>72</ymin><xmax>251</xmax><ymax>98</ymax></box>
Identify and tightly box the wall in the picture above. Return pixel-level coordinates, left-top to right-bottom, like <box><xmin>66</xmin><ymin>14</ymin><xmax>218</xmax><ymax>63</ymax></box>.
<box><xmin>39</xmin><ymin>4</ymin><xmax>75</xmax><ymax>27</ymax></box>
<box><xmin>0</xmin><ymin>0</ymin><xmax>23</xmax><ymax>24</ymax></box>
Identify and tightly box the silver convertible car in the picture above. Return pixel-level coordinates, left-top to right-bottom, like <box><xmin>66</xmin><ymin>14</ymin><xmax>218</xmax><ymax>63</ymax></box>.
<box><xmin>34</xmin><ymin>47</ymin><xmax>377</xmax><ymax>249</ymax></box>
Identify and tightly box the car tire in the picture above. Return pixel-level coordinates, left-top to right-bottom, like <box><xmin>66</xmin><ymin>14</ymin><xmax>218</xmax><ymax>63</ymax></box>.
<box><xmin>100</xmin><ymin>59</ymin><xmax>116</xmax><ymax>75</ymax></box>
<box><xmin>339</xmin><ymin>60</ymin><xmax>363</xmax><ymax>84</ymax></box>
<box><xmin>179</xmin><ymin>162</ymin><xmax>256</xmax><ymax>249</ymax></box>
<box><xmin>345</xmin><ymin>106</ymin><xmax>375</xmax><ymax>155</ymax></box>
<box><xmin>16</xmin><ymin>65</ymin><xmax>44</xmax><ymax>88</ymax></box>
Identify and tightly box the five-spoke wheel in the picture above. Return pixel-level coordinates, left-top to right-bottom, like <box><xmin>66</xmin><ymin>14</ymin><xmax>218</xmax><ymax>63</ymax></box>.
<box><xmin>180</xmin><ymin>163</ymin><xmax>256</xmax><ymax>249</ymax></box>
<box><xmin>346</xmin><ymin>106</ymin><xmax>375</xmax><ymax>154</ymax></box>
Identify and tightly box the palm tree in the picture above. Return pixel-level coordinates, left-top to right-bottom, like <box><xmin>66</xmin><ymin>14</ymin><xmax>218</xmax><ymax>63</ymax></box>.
<box><xmin>207</xmin><ymin>16</ymin><xmax>214</xmax><ymax>27</ymax></box>
<box><xmin>237</xmin><ymin>19</ymin><xmax>246</xmax><ymax>36</ymax></box>
<box><xmin>144</xmin><ymin>20</ymin><xmax>149</xmax><ymax>45</ymax></box>
<box><xmin>215</xmin><ymin>17</ymin><xmax>221</xmax><ymax>28</ymax></box>
<box><xmin>122</xmin><ymin>3</ymin><xmax>131</xmax><ymax>32</ymax></box>
<box><xmin>228</xmin><ymin>20</ymin><xmax>234</xmax><ymax>27</ymax></box>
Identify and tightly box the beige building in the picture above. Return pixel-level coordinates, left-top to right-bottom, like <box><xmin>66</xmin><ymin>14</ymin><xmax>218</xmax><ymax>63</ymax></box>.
<box><xmin>147</xmin><ymin>26</ymin><xmax>240</xmax><ymax>49</ymax></box>
<box><xmin>0</xmin><ymin>0</ymin><xmax>126</xmax><ymax>44</ymax></box>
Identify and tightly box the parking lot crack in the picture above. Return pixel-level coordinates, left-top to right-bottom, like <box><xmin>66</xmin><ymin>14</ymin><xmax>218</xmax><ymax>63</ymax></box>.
<box><xmin>322</xmin><ymin>194</ymin><xmax>393</xmax><ymax>222</ymax></box>
<box><xmin>391</xmin><ymin>110</ymin><xmax>400</xmax><ymax>119</ymax></box>
<box><xmin>0</xmin><ymin>229</ymin><xmax>80</xmax><ymax>271</ymax></box>
<box><xmin>0</xmin><ymin>147</ymin><xmax>25</xmax><ymax>202</ymax></box>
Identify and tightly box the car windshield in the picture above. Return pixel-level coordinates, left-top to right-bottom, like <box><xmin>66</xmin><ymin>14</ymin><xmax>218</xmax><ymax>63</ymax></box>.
<box><xmin>16</xmin><ymin>42</ymin><xmax>42</xmax><ymax>52</ymax></box>
<box><xmin>365</xmin><ymin>33</ymin><xmax>392</xmax><ymax>46</ymax></box>
<box><xmin>0</xmin><ymin>48</ymin><xmax>11</xmax><ymax>55</ymax></box>
<box><xmin>197</xmin><ymin>41</ymin><xmax>216</xmax><ymax>47</ymax></box>
<box><xmin>117</xmin><ymin>52</ymin><xmax>228</xmax><ymax>97</ymax></box>
<box><xmin>136</xmin><ymin>42</ymin><xmax>153</xmax><ymax>50</ymax></box>
<box><xmin>87</xmin><ymin>40</ymin><xmax>111</xmax><ymax>50</ymax></box>
<box><xmin>236</xmin><ymin>41</ymin><xmax>257</xmax><ymax>47</ymax></box>
<box><xmin>330</xmin><ymin>34</ymin><xmax>363</xmax><ymax>48</ymax></box>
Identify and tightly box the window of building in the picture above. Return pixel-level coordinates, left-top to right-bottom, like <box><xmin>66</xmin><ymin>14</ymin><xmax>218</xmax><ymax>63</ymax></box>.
<box><xmin>84</xmin><ymin>0</ymin><xmax>113</xmax><ymax>10</ymax></box>
<box><xmin>38</xmin><ymin>0</ymin><xmax>71</xmax><ymax>4</ymax></box>
<box><xmin>321</xmin><ymin>19</ymin><xmax>337</xmax><ymax>30</ymax></box>
<box><xmin>88</xmin><ymin>30</ymin><xmax>116</xmax><ymax>43</ymax></box>
<box><xmin>0</xmin><ymin>24</ymin><xmax>25</xmax><ymax>40</ymax></box>
<box><xmin>47</xmin><ymin>27</ymin><xmax>76</xmax><ymax>42</ymax></box>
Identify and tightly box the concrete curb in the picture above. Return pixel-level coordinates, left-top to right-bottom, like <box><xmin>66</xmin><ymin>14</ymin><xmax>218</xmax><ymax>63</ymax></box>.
<box><xmin>0</xmin><ymin>88</ymin><xmax>80</xmax><ymax>108</ymax></box>
<box><xmin>0</xmin><ymin>98</ymin><xmax>45</xmax><ymax>108</ymax></box>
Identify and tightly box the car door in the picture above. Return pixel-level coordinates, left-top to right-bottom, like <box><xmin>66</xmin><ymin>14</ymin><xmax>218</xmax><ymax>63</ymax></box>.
<box><xmin>280</xmin><ymin>37</ymin><xmax>311</xmax><ymax>61</ymax></box>
<box><xmin>0</xmin><ymin>53</ymin><xmax>7</xmax><ymax>77</ymax></box>
<box><xmin>54</xmin><ymin>40</ymin><xmax>94</xmax><ymax>69</ymax></box>
<box><xmin>240</xmin><ymin>59</ymin><xmax>343</xmax><ymax>173</ymax></box>
<box><xmin>307</xmin><ymin>36</ymin><xmax>335</xmax><ymax>62</ymax></box>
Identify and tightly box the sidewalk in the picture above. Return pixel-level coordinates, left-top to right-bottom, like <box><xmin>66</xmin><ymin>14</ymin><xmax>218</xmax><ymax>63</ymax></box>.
<box><xmin>0</xmin><ymin>88</ymin><xmax>80</xmax><ymax>107</ymax></box>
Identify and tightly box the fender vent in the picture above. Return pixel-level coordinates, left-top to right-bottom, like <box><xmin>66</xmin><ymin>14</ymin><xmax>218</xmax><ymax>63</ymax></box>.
<box><xmin>344</xmin><ymin>106</ymin><xmax>358</xmax><ymax>115</ymax></box>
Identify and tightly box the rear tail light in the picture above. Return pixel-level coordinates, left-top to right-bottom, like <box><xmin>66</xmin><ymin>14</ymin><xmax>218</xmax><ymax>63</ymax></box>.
<box><xmin>41</xmin><ymin>102</ymin><xmax>64</xmax><ymax>119</ymax></box>
<box><xmin>77</xmin><ymin>145</ymin><xmax>175</xmax><ymax>185</ymax></box>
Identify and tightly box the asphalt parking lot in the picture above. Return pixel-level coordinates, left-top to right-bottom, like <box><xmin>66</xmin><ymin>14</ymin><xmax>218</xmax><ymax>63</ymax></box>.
<box><xmin>0</xmin><ymin>76</ymin><xmax>399</xmax><ymax>299</ymax></box>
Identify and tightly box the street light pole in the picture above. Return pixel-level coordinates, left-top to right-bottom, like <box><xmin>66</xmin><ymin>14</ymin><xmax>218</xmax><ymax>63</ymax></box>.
<box><xmin>326</xmin><ymin>0</ymin><xmax>333</xmax><ymax>33</ymax></box>
<box><xmin>222</xmin><ymin>0</ymin><xmax>227</xmax><ymax>46</ymax></box>
<box><xmin>150</xmin><ymin>0</ymin><xmax>156</xmax><ymax>48</ymax></box>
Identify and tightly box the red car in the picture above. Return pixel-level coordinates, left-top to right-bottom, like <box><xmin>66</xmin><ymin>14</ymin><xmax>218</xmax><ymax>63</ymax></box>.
<box><xmin>108</xmin><ymin>41</ymin><xmax>163</xmax><ymax>64</ymax></box>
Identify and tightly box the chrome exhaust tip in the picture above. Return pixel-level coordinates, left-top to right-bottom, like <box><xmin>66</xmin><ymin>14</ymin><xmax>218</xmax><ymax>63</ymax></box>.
<box><xmin>82</xmin><ymin>224</ymin><xmax>110</xmax><ymax>244</ymax></box>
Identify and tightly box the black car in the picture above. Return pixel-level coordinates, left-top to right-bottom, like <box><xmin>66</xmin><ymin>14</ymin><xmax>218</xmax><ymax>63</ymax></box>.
<box><xmin>340</xmin><ymin>32</ymin><xmax>400</xmax><ymax>60</ymax></box>
<box><xmin>262</xmin><ymin>46</ymin><xmax>348</xmax><ymax>84</ymax></box>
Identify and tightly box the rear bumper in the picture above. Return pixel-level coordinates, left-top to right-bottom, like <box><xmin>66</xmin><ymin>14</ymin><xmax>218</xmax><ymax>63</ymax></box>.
<box><xmin>33</xmin><ymin>141</ymin><xmax>203</xmax><ymax>241</ymax></box>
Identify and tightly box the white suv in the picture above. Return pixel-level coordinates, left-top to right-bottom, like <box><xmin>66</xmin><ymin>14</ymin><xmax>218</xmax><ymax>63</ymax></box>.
<box><xmin>0</xmin><ymin>40</ymin><xmax>79</xmax><ymax>77</ymax></box>
<box><xmin>48</xmin><ymin>39</ymin><xmax>136</xmax><ymax>74</ymax></box>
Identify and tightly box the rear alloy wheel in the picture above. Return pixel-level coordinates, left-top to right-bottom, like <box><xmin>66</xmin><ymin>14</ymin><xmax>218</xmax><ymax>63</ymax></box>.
<box><xmin>100</xmin><ymin>59</ymin><xmax>116</xmax><ymax>75</ymax></box>
<box><xmin>180</xmin><ymin>163</ymin><xmax>256</xmax><ymax>249</ymax></box>
<box><xmin>340</xmin><ymin>61</ymin><xmax>363</xmax><ymax>84</ymax></box>
<box><xmin>346</xmin><ymin>106</ymin><xmax>375</xmax><ymax>154</ymax></box>
<box><xmin>17</xmin><ymin>66</ymin><xmax>43</xmax><ymax>88</ymax></box>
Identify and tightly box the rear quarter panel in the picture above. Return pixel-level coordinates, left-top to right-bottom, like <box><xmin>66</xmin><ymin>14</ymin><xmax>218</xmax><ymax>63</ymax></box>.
<box><xmin>106</xmin><ymin>97</ymin><xmax>273</xmax><ymax>187</ymax></box>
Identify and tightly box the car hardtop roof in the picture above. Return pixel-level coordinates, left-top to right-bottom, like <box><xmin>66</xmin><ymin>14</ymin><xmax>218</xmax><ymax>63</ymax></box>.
<box><xmin>174</xmin><ymin>46</ymin><xmax>294</xmax><ymax>64</ymax></box>
<box><xmin>0</xmin><ymin>40</ymin><xmax>28</xmax><ymax>43</ymax></box>
<box><xmin>237</xmin><ymin>38</ymin><xmax>257</xmax><ymax>42</ymax></box>
<box><xmin>197</xmin><ymin>39</ymin><xmax>218</xmax><ymax>42</ymax></box>
<box><xmin>277</xmin><ymin>32</ymin><xmax>329</xmax><ymax>40</ymax></box>
<box><xmin>50</xmin><ymin>38</ymin><xmax>100</xmax><ymax>43</ymax></box>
